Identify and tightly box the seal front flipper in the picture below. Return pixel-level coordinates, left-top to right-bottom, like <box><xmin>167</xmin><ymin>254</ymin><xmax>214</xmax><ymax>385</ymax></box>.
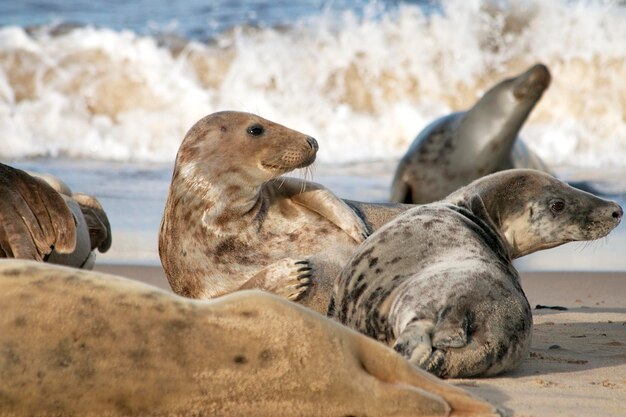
<box><xmin>393</xmin><ymin>319</ymin><xmax>435</xmax><ymax>367</ymax></box>
<box><xmin>278</xmin><ymin>177</ymin><xmax>369</xmax><ymax>243</ymax></box>
<box><xmin>239</xmin><ymin>257</ymin><xmax>312</xmax><ymax>301</ymax></box>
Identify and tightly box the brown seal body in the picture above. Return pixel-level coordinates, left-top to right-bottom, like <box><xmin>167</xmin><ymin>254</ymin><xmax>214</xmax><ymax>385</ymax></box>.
<box><xmin>0</xmin><ymin>260</ymin><xmax>498</xmax><ymax>417</ymax></box>
<box><xmin>391</xmin><ymin>63</ymin><xmax>552</xmax><ymax>204</ymax></box>
<box><xmin>332</xmin><ymin>170</ymin><xmax>622</xmax><ymax>378</ymax></box>
<box><xmin>159</xmin><ymin>111</ymin><xmax>408</xmax><ymax>313</ymax></box>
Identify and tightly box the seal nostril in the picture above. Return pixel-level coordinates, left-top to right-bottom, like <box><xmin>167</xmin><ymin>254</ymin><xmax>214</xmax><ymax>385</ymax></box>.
<box><xmin>612</xmin><ymin>206</ymin><xmax>623</xmax><ymax>220</ymax></box>
<box><xmin>306</xmin><ymin>137</ymin><xmax>318</xmax><ymax>151</ymax></box>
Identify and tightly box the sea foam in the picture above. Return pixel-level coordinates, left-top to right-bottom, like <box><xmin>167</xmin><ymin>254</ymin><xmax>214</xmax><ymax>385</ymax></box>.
<box><xmin>0</xmin><ymin>0</ymin><xmax>625</xmax><ymax>167</ymax></box>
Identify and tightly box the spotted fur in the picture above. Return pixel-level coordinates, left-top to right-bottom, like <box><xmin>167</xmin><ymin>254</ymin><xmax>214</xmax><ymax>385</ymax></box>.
<box><xmin>332</xmin><ymin>169</ymin><xmax>622</xmax><ymax>378</ymax></box>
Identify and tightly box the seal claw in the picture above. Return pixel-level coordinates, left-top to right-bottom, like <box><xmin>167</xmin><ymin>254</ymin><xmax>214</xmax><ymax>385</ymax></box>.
<box><xmin>425</xmin><ymin>349</ymin><xmax>447</xmax><ymax>378</ymax></box>
<box><xmin>393</xmin><ymin>319</ymin><xmax>435</xmax><ymax>367</ymax></box>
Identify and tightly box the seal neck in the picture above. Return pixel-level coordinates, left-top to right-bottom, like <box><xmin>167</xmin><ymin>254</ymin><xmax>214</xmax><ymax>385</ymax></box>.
<box><xmin>170</xmin><ymin>162</ymin><xmax>267</xmax><ymax>219</ymax></box>
<box><xmin>460</xmin><ymin>82</ymin><xmax>539</xmax><ymax>163</ymax></box>
<box><xmin>445</xmin><ymin>199</ymin><xmax>513</xmax><ymax>264</ymax></box>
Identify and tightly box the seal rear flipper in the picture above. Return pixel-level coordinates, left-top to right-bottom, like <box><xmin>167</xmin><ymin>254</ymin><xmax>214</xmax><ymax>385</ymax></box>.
<box><xmin>45</xmin><ymin>197</ymin><xmax>94</xmax><ymax>269</ymax></box>
<box><xmin>0</xmin><ymin>165</ymin><xmax>77</xmax><ymax>258</ymax></box>
<box><xmin>73</xmin><ymin>193</ymin><xmax>112</xmax><ymax>252</ymax></box>
<box><xmin>426</xmin><ymin>336</ymin><xmax>516</xmax><ymax>379</ymax></box>
<box><xmin>0</xmin><ymin>198</ymin><xmax>41</xmax><ymax>260</ymax></box>
<box><xmin>17</xmin><ymin>170</ymin><xmax>77</xmax><ymax>254</ymax></box>
<box><xmin>431</xmin><ymin>306</ymin><xmax>473</xmax><ymax>349</ymax></box>
<box><xmin>356</xmin><ymin>334</ymin><xmax>500</xmax><ymax>416</ymax></box>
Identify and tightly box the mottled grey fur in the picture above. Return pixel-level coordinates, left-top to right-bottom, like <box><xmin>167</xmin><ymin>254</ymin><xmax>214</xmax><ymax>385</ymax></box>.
<box><xmin>331</xmin><ymin>169</ymin><xmax>622</xmax><ymax>378</ymax></box>
<box><xmin>391</xmin><ymin>63</ymin><xmax>551</xmax><ymax>204</ymax></box>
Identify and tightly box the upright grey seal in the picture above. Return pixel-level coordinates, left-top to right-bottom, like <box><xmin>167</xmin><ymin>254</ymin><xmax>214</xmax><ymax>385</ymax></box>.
<box><xmin>331</xmin><ymin>169</ymin><xmax>622</xmax><ymax>378</ymax></box>
<box><xmin>0</xmin><ymin>260</ymin><xmax>498</xmax><ymax>417</ymax></box>
<box><xmin>391</xmin><ymin>63</ymin><xmax>551</xmax><ymax>204</ymax></box>
<box><xmin>159</xmin><ymin>111</ymin><xmax>408</xmax><ymax>314</ymax></box>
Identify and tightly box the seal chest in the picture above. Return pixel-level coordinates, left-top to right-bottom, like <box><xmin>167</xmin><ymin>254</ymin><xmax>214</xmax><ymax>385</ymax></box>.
<box><xmin>390</xmin><ymin>63</ymin><xmax>552</xmax><ymax>204</ymax></box>
<box><xmin>332</xmin><ymin>169</ymin><xmax>622</xmax><ymax>378</ymax></box>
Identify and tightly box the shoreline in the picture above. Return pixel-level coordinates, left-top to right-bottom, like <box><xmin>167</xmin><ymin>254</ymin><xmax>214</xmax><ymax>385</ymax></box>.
<box><xmin>92</xmin><ymin>263</ymin><xmax>626</xmax><ymax>306</ymax></box>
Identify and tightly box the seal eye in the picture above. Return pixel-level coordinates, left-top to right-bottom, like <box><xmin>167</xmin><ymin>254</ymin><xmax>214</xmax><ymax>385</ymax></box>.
<box><xmin>550</xmin><ymin>200</ymin><xmax>565</xmax><ymax>213</ymax></box>
<box><xmin>247</xmin><ymin>124</ymin><xmax>264</xmax><ymax>137</ymax></box>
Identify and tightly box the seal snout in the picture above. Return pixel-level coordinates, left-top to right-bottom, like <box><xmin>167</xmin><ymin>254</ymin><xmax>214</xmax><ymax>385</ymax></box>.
<box><xmin>527</xmin><ymin>63</ymin><xmax>551</xmax><ymax>87</ymax></box>
<box><xmin>585</xmin><ymin>200</ymin><xmax>623</xmax><ymax>240</ymax></box>
<box><xmin>306</xmin><ymin>136</ymin><xmax>319</xmax><ymax>151</ymax></box>
<box><xmin>611</xmin><ymin>204</ymin><xmax>623</xmax><ymax>222</ymax></box>
<box><xmin>601</xmin><ymin>201</ymin><xmax>623</xmax><ymax>224</ymax></box>
<box><xmin>513</xmin><ymin>63</ymin><xmax>551</xmax><ymax>99</ymax></box>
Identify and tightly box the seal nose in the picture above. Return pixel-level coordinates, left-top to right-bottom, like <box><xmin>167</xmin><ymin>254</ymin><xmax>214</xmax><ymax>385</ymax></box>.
<box><xmin>527</xmin><ymin>63</ymin><xmax>551</xmax><ymax>87</ymax></box>
<box><xmin>306</xmin><ymin>136</ymin><xmax>319</xmax><ymax>151</ymax></box>
<box><xmin>612</xmin><ymin>205</ymin><xmax>623</xmax><ymax>221</ymax></box>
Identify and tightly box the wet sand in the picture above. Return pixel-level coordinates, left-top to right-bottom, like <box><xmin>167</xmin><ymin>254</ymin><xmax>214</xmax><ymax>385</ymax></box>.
<box><xmin>94</xmin><ymin>264</ymin><xmax>626</xmax><ymax>417</ymax></box>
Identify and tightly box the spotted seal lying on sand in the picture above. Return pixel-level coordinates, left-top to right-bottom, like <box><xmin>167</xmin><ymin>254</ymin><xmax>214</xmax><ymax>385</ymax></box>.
<box><xmin>391</xmin><ymin>63</ymin><xmax>551</xmax><ymax>204</ymax></box>
<box><xmin>331</xmin><ymin>169</ymin><xmax>622</xmax><ymax>378</ymax></box>
<box><xmin>0</xmin><ymin>164</ymin><xmax>111</xmax><ymax>268</ymax></box>
<box><xmin>159</xmin><ymin>111</ymin><xmax>408</xmax><ymax>314</ymax></box>
<box><xmin>0</xmin><ymin>260</ymin><xmax>498</xmax><ymax>417</ymax></box>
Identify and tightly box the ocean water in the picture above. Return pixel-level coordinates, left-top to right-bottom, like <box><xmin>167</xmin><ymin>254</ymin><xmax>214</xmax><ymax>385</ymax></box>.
<box><xmin>10</xmin><ymin>158</ymin><xmax>626</xmax><ymax>272</ymax></box>
<box><xmin>2</xmin><ymin>0</ymin><xmax>626</xmax><ymax>269</ymax></box>
<box><xmin>0</xmin><ymin>0</ymin><xmax>625</xmax><ymax>166</ymax></box>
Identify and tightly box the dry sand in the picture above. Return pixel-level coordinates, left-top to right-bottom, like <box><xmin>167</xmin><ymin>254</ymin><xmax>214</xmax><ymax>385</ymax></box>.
<box><xmin>95</xmin><ymin>264</ymin><xmax>626</xmax><ymax>417</ymax></box>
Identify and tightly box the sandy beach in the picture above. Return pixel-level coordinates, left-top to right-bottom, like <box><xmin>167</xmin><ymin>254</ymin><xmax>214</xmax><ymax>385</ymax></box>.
<box><xmin>2</xmin><ymin>1</ymin><xmax>625</xmax><ymax>414</ymax></box>
<box><xmin>94</xmin><ymin>264</ymin><xmax>626</xmax><ymax>417</ymax></box>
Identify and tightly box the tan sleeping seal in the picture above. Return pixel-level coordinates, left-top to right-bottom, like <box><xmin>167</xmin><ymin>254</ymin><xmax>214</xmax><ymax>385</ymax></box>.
<box><xmin>391</xmin><ymin>63</ymin><xmax>551</xmax><ymax>204</ymax></box>
<box><xmin>0</xmin><ymin>260</ymin><xmax>499</xmax><ymax>417</ymax></box>
<box><xmin>160</xmin><ymin>111</ymin><xmax>408</xmax><ymax>313</ymax></box>
<box><xmin>331</xmin><ymin>169</ymin><xmax>622</xmax><ymax>378</ymax></box>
